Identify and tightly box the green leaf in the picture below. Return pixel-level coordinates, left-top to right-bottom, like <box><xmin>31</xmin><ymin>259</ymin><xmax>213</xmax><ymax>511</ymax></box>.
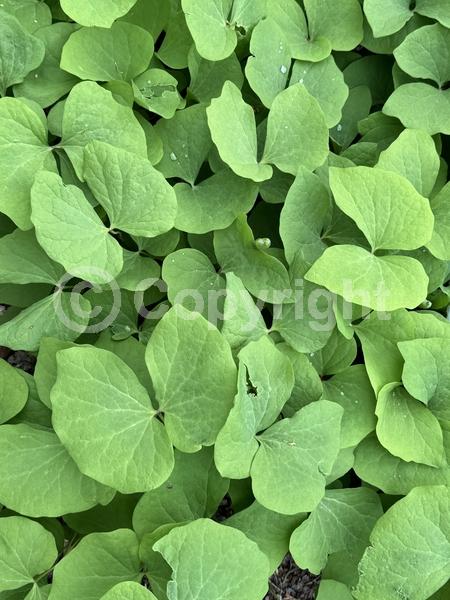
<box><xmin>364</xmin><ymin>0</ymin><xmax>413</xmax><ymax>37</ymax></box>
<box><xmin>0</xmin><ymin>517</ymin><xmax>57</xmax><ymax>593</ymax></box>
<box><xmin>376</xmin><ymin>382</ymin><xmax>445</xmax><ymax>467</ymax></box>
<box><xmin>61</xmin><ymin>22</ymin><xmax>153</xmax><ymax>82</ymax></box>
<box><xmin>0</xmin><ymin>0</ymin><xmax>52</xmax><ymax>33</ymax></box>
<box><xmin>290</xmin><ymin>57</ymin><xmax>349</xmax><ymax>128</ymax></box>
<box><xmin>214</xmin><ymin>216</ymin><xmax>292</xmax><ymax>304</ymax></box>
<box><xmin>13</xmin><ymin>23</ymin><xmax>79</xmax><ymax>108</ymax></box>
<box><xmin>356</xmin><ymin>309</ymin><xmax>450</xmax><ymax>394</ymax></box>
<box><xmin>399</xmin><ymin>338</ymin><xmax>450</xmax><ymax>420</ymax></box>
<box><xmin>290</xmin><ymin>488</ymin><xmax>382</xmax><ymax>574</ymax></box>
<box><xmin>207</xmin><ymin>81</ymin><xmax>272</xmax><ymax>182</ymax></box>
<box><xmin>0</xmin><ymin>11</ymin><xmax>45</xmax><ymax>96</ymax></box>
<box><xmin>133</xmin><ymin>447</ymin><xmax>228</xmax><ymax>537</ymax></box>
<box><xmin>384</xmin><ymin>83</ymin><xmax>450</xmax><ymax>135</ymax></box>
<box><xmin>64</xmin><ymin>493</ymin><xmax>140</xmax><ymax>535</ymax></box>
<box><xmin>181</xmin><ymin>0</ymin><xmax>236</xmax><ymax>62</ymax></box>
<box><xmin>428</xmin><ymin>182</ymin><xmax>450</xmax><ymax>260</ymax></box>
<box><xmin>187</xmin><ymin>48</ymin><xmax>244</xmax><ymax>104</ymax></box>
<box><xmin>120</xmin><ymin>0</ymin><xmax>170</xmax><ymax>38</ymax></box>
<box><xmin>322</xmin><ymin>365</ymin><xmax>376</xmax><ymax>448</ymax></box>
<box><xmin>61</xmin><ymin>81</ymin><xmax>147</xmax><ymax>178</ymax></box>
<box><xmin>280</xmin><ymin>167</ymin><xmax>329</xmax><ymax>265</ymax></box>
<box><xmin>279</xmin><ymin>344</ymin><xmax>323</xmax><ymax>416</ymax></box>
<box><xmin>305</xmin><ymin>245</ymin><xmax>429</xmax><ymax>311</ymax></box>
<box><xmin>100</xmin><ymin>583</ymin><xmax>157</xmax><ymax>600</ymax></box>
<box><xmin>31</xmin><ymin>171</ymin><xmax>123</xmax><ymax>284</ymax></box>
<box><xmin>215</xmin><ymin>337</ymin><xmax>295</xmax><ymax>478</ymax></box>
<box><xmin>331</xmin><ymin>85</ymin><xmax>372</xmax><ymax>149</ymax></box>
<box><xmin>0</xmin><ymin>229</ymin><xmax>64</xmax><ymax>285</ymax></box>
<box><xmin>305</xmin><ymin>0</ymin><xmax>363</xmax><ymax>51</ymax></box>
<box><xmin>83</xmin><ymin>141</ymin><xmax>176</xmax><ymax>237</ymax></box>
<box><xmin>50</xmin><ymin>529</ymin><xmax>141</xmax><ymax>600</ymax></box>
<box><xmin>162</xmin><ymin>249</ymin><xmax>225</xmax><ymax>319</ymax></box>
<box><xmin>226</xmin><ymin>501</ymin><xmax>301</xmax><ymax>572</ymax></box>
<box><xmin>0</xmin><ymin>291</ymin><xmax>91</xmax><ymax>352</ymax></box>
<box><xmin>354</xmin><ymin>486</ymin><xmax>450</xmax><ymax>600</ymax></box>
<box><xmin>309</xmin><ymin>328</ymin><xmax>357</xmax><ymax>376</ymax></box>
<box><xmin>51</xmin><ymin>346</ymin><xmax>174</xmax><ymax>493</ymax></box>
<box><xmin>34</xmin><ymin>338</ymin><xmax>77</xmax><ymax>408</ymax></box>
<box><xmin>132</xmin><ymin>69</ymin><xmax>181</xmax><ymax>119</ymax></box>
<box><xmin>116</xmin><ymin>251</ymin><xmax>160</xmax><ymax>292</ymax></box>
<box><xmin>0</xmin><ymin>424</ymin><xmax>113</xmax><ymax>517</ymax></box>
<box><xmin>157</xmin><ymin>8</ymin><xmax>192</xmax><ymax>70</ymax></box>
<box><xmin>329</xmin><ymin>166</ymin><xmax>434</xmax><ymax>251</ymax></box>
<box><xmin>60</xmin><ymin>0</ymin><xmax>138</xmax><ymax>27</ymax></box>
<box><xmin>376</xmin><ymin>128</ymin><xmax>440</xmax><ymax>197</ymax></box>
<box><xmin>221</xmin><ymin>272</ymin><xmax>268</xmax><ymax>351</ymax></box>
<box><xmin>251</xmin><ymin>400</ymin><xmax>343</xmax><ymax>514</ymax></box>
<box><xmin>153</xmin><ymin>519</ymin><xmax>271</xmax><ymax>600</ymax></box>
<box><xmin>0</xmin><ymin>97</ymin><xmax>56</xmax><ymax>229</ymax></box>
<box><xmin>145</xmin><ymin>305</ymin><xmax>237</xmax><ymax>452</ymax></box>
<box><xmin>316</xmin><ymin>580</ymin><xmax>353</xmax><ymax>600</ymax></box>
<box><xmin>175</xmin><ymin>169</ymin><xmax>258</xmax><ymax>234</ymax></box>
<box><xmin>394</xmin><ymin>23</ymin><xmax>450</xmax><ymax>87</ymax></box>
<box><xmin>262</xmin><ymin>84</ymin><xmax>329</xmax><ymax>175</ymax></box>
<box><xmin>0</xmin><ymin>361</ymin><xmax>28</xmax><ymax>424</ymax></box>
<box><xmin>245</xmin><ymin>18</ymin><xmax>291</xmax><ymax>108</ymax></box>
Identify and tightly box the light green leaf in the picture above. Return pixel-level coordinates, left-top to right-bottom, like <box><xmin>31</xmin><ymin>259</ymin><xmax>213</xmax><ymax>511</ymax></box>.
<box><xmin>51</xmin><ymin>346</ymin><xmax>174</xmax><ymax>493</ymax></box>
<box><xmin>376</xmin><ymin>382</ymin><xmax>445</xmax><ymax>467</ymax></box>
<box><xmin>384</xmin><ymin>83</ymin><xmax>450</xmax><ymax>135</ymax></box>
<box><xmin>331</xmin><ymin>85</ymin><xmax>372</xmax><ymax>149</ymax></box>
<box><xmin>207</xmin><ymin>81</ymin><xmax>272</xmax><ymax>182</ymax></box>
<box><xmin>155</xmin><ymin>104</ymin><xmax>212</xmax><ymax>185</ymax></box>
<box><xmin>0</xmin><ymin>97</ymin><xmax>56</xmax><ymax>229</ymax></box>
<box><xmin>60</xmin><ymin>0</ymin><xmax>138</xmax><ymax>27</ymax></box>
<box><xmin>280</xmin><ymin>167</ymin><xmax>330</xmax><ymax>265</ymax></box>
<box><xmin>415</xmin><ymin>0</ymin><xmax>450</xmax><ymax>27</ymax></box>
<box><xmin>262</xmin><ymin>84</ymin><xmax>329</xmax><ymax>175</ymax></box>
<box><xmin>133</xmin><ymin>69</ymin><xmax>181</xmax><ymax>119</ymax></box>
<box><xmin>145</xmin><ymin>305</ymin><xmax>237</xmax><ymax>452</ymax></box>
<box><xmin>356</xmin><ymin>309</ymin><xmax>450</xmax><ymax>395</ymax></box>
<box><xmin>245</xmin><ymin>18</ymin><xmax>291</xmax><ymax>108</ymax></box>
<box><xmin>305</xmin><ymin>0</ymin><xmax>363</xmax><ymax>51</ymax></box>
<box><xmin>50</xmin><ymin>529</ymin><xmax>141</xmax><ymax>600</ymax></box>
<box><xmin>354</xmin><ymin>486</ymin><xmax>450</xmax><ymax>600</ymax></box>
<box><xmin>61</xmin><ymin>81</ymin><xmax>147</xmax><ymax>178</ymax></box>
<box><xmin>175</xmin><ymin>169</ymin><xmax>258</xmax><ymax>234</ymax></box>
<box><xmin>215</xmin><ymin>337</ymin><xmax>295</xmax><ymax>478</ymax></box>
<box><xmin>428</xmin><ymin>182</ymin><xmax>450</xmax><ymax>260</ymax></box>
<box><xmin>394</xmin><ymin>23</ymin><xmax>450</xmax><ymax>86</ymax></box>
<box><xmin>188</xmin><ymin>48</ymin><xmax>244</xmax><ymax>104</ymax></box>
<box><xmin>322</xmin><ymin>365</ymin><xmax>376</xmax><ymax>448</ymax></box>
<box><xmin>181</xmin><ymin>0</ymin><xmax>236</xmax><ymax>62</ymax></box>
<box><xmin>153</xmin><ymin>519</ymin><xmax>271</xmax><ymax>600</ymax></box>
<box><xmin>100</xmin><ymin>583</ymin><xmax>157</xmax><ymax>600</ymax></box>
<box><xmin>162</xmin><ymin>248</ymin><xmax>225</xmax><ymax>319</ymax></box>
<box><xmin>133</xmin><ymin>448</ymin><xmax>228</xmax><ymax>538</ymax></box>
<box><xmin>377</xmin><ymin>128</ymin><xmax>440</xmax><ymax>197</ymax></box>
<box><xmin>13</xmin><ymin>23</ymin><xmax>79</xmax><ymax>108</ymax></box>
<box><xmin>0</xmin><ymin>229</ymin><xmax>64</xmax><ymax>285</ymax></box>
<box><xmin>120</xmin><ymin>0</ymin><xmax>170</xmax><ymax>38</ymax></box>
<box><xmin>306</xmin><ymin>245</ymin><xmax>429</xmax><ymax>311</ymax></box>
<box><xmin>279</xmin><ymin>344</ymin><xmax>323</xmax><ymax>416</ymax></box>
<box><xmin>251</xmin><ymin>400</ymin><xmax>343</xmax><ymax>514</ymax></box>
<box><xmin>116</xmin><ymin>251</ymin><xmax>160</xmax><ymax>292</ymax></box>
<box><xmin>34</xmin><ymin>338</ymin><xmax>77</xmax><ymax>408</ymax></box>
<box><xmin>399</xmin><ymin>338</ymin><xmax>450</xmax><ymax>420</ymax></box>
<box><xmin>309</xmin><ymin>328</ymin><xmax>357</xmax><ymax>377</ymax></box>
<box><xmin>0</xmin><ymin>291</ymin><xmax>91</xmax><ymax>352</ymax></box>
<box><xmin>0</xmin><ymin>424</ymin><xmax>113</xmax><ymax>517</ymax></box>
<box><xmin>83</xmin><ymin>141</ymin><xmax>176</xmax><ymax>237</ymax></box>
<box><xmin>157</xmin><ymin>8</ymin><xmax>192</xmax><ymax>70</ymax></box>
<box><xmin>290</xmin><ymin>488</ymin><xmax>382</xmax><ymax>574</ymax></box>
<box><xmin>329</xmin><ymin>166</ymin><xmax>434</xmax><ymax>251</ymax></box>
<box><xmin>226</xmin><ymin>501</ymin><xmax>301</xmax><ymax>572</ymax></box>
<box><xmin>61</xmin><ymin>22</ymin><xmax>153</xmax><ymax>82</ymax></box>
<box><xmin>290</xmin><ymin>57</ymin><xmax>349</xmax><ymax>128</ymax></box>
<box><xmin>0</xmin><ymin>0</ymin><xmax>52</xmax><ymax>33</ymax></box>
<box><xmin>31</xmin><ymin>171</ymin><xmax>123</xmax><ymax>284</ymax></box>
<box><xmin>316</xmin><ymin>580</ymin><xmax>353</xmax><ymax>600</ymax></box>
<box><xmin>0</xmin><ymin>11</ymin><xmax>44</xmax><ymax>96</ymax></box>
<box><xmin>221</xmin><ymin>272</ymin><xmax>267</xmax><ymax>351</ymax></box>
<box><xmin>364</xmin><ymin>0</ymin><xmax>413</xmax><ymax>37</ymax></box>
<box><xmin>0</xmin><ymin>517</ymin><xmax>57</xmax><ymax>593</ymax></box>
<box><xmin>0</xmin><ymin>361</ymin><xmax>28</xmax><ymax>424</ymax></box>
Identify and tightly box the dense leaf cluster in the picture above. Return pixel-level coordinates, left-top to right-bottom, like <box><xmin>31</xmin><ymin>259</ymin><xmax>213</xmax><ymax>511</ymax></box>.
<box><xmin>0</xmin><ymin>1</ymin><xmax>449</xmax><ymax>599</ymax></box>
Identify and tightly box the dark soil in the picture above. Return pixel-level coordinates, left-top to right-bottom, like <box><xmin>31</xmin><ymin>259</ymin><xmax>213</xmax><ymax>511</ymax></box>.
<box><xmin>265</xmin><ymin>554</ymin><xmax>320</xmax><ymax>600</ymax></box>
<box><xmin>0</xmin><ymin>347</ymin><xmax>36</xmax><ymax>374</ymax></box>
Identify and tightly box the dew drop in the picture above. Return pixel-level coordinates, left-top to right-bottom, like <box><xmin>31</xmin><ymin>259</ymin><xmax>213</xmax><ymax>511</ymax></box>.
<box><xmin>337</xmin><ymin>124</ymin><xmax>343</xmax><ymax>132</ymax></box>
<box><xmin>34</xmin><ymin>73</ymin><xmax>39</xmax><ymax>78</ymax></box>
<box><xmin>340</xmin><ymin>391</ymin><xmax>344</xmax><ymax>396</ymax></box>
<box><xmin>299</xmin><ymin>78</ymin><xmax>304</xmax><ymax>84</ymax></box>
<box><xmin>280</xmin><ymin>65</ymin><xmax>287</xmax><ymax>74</ymax></box>
<box><xmin>309</xmin><ymin>352</ymin><xmax>314</xmax><ymax>357</ymax></box>
<box><xmin>170</xmin><ymin>152</ymin><xmax>177</xmax><ymax>161</ymax></box>
<box><xmin>33</xmin><ymin>18</ymin><xmax>38</xmax><ymax>23</ymax></box>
